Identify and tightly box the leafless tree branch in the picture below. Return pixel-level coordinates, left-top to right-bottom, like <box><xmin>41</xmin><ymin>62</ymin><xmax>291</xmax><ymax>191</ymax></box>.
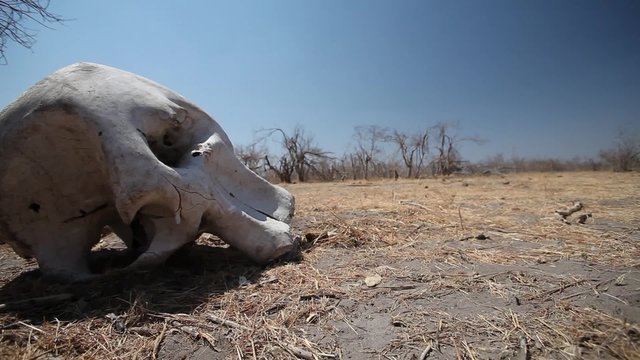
<box><xmin>0</xmin><ymin>0</ymin><xmax>65</xmax><ymax>64</ymax></box>
<box><xmin>256</xmin><ymin>126</ymin><xmax>332</xmax><ymax>183</ymax></box>
<box><xmin>352</xmin><ymin>125</ymin><xmax>389</xmax><ymax>180</ymax></box>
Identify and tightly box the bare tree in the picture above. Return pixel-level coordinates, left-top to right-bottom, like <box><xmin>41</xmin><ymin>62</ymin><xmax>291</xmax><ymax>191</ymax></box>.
<box><xmin>348</xmin><ymin>152</ymin><xmax>359</xmax><ymax>180</ymax></box>
<box><xmin>313</xmin><ymin>157</ymin><xmax>340</xmax><ymax>181</ymax></box>
<box><xmin>390</xmin><ymin>129</ymin><xmax>429</xmax><ymax>178</ymax></box>
<box><xmin>332</xmin><ymin>154</ymin><xmax>351</xmax><ymax>181</ymax></box>
<box><xmin>599</xmin><ymin>130</ymin><xmax>639</xmax><ymax>172</ymax></box>
<box><xmin>413</xmin><ymin>130</ymin><xmax>430</xmax><ymax>178</ymax></box>
<box><xmin>432</xmin><ymin>122</ymin><xmax>482</xmax><ymax>176</ymax></box>
<box><xmin>264</xmin><ymin>153</ymin><xmax>295</xmax><ymax>183</ymax></box>
<box><xmin>0</xmin><ymin>0</ymin><xmax>65</xmax><ymax>64</ymax></box>
<box><xmin>353</xmin><ymin>125</ymin><xmax>388</xmax><ymax>180</ymax></box>
<box><xmin>432</xmin><ymin>123</ymin><xmax>457</xmax><ymax>175</ymax></box>
<box><xmin>259</xmin><ymin>126</ymin><xmax>332</xmax><ymax>183</ymax></box>
<box><xmin>390</xmin><ymin>130</ymin><xmax>415</xmax><ymax>178</ymax></box>
<box><xmin>235</xmin><ymin>143</ymin><xmax>267</xmax><ymax>175</ymax></box>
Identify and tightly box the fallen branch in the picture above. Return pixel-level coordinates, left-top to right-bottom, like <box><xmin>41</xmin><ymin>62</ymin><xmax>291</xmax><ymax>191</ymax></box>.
<box><xmin>526</xmin><ymin>279</ymin><xmax>587</xmax><ymax>300</ymax></box>
<box><xmin>419</xmin><ymin>343</ymin><xmax>433</xmax><ymax>360</ymax></box>
<box><xmin>0</xmin><ymin>293</ymin><xmax>74</xmax><ymax>311</ymax></box>
<box><xmin>517</xmin><ymin>336</ymin><xmax>528</xmax><ymax>360</ymax></box>
<box><xmin>461</xmin><ymin>339</ymin><xmax>477</xmax><ymax>360</ymax></box>
<box><xmin>282</xmin><ymin>343</ymin><xmax>315</xmax><ymax>360</ymax></box>
<box><xmin>459</xmin><ymin>234</ymin><xmax>489</xmax><ymax>241</ymax></box>
<box><xmin>560</xmin><ymin>290</ymin><xmax>589</xmax><ymax>300</ymax></box>
<box><xmin>364</xmin><ymin>284</ymin><xmax>417</xmax><ymax>291</ymax></box>
<box><xmin>399</xmin><ymin>200</ymin><xmax>430</xmax><ymax>211</ymax></box>
<box><xmin>17</xmin><ymin>321</ymin><xmax>45</xmax><ymax>333</ymax></box>
<box><xmin>206</xmin><ymin>313</ymin><xmax>250</xmax><ymax>331</ymax></box>
<box><xmin>603</xmin><ymin>292</ymin><xmax>629</xmax><ymax>305</ymax></box>
<box><xmin>555</xmin><ymin>201</ymin><xmax>583</xmax><ymax>218</ymax></box>
<box><xmin>559</xmin><ymin>276</ymin><xmax>618</xmax><ymax>300</ymax></box>
<box><xmin>152</xmin><ymin>322</ymin><xmax>167</xmax><ymax>360</ymax></box>
<box><xmin>458</xmin><ymin>206</ymin><xmax>465</xmax><ymax>231</ymax></box>
<box><xmin>299</xmin><ymin>293</ymin><xmax>340</xmax><ymax>301</ymax></box>
<box><xmin>451</xmin><ymin>337</ymin><xmax>463</xmax><ymax>360</ymax></box>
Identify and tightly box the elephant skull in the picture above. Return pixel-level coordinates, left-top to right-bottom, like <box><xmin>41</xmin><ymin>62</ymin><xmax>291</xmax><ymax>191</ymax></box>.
<box><xmin>0</xmin><ymin>62</ymin><xmax>295</xmax><ymax>281</ymax></box>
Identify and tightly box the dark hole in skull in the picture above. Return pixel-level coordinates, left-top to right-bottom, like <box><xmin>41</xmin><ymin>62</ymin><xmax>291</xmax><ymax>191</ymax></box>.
<box><xmin>129</xmin><ymin>217</ymin><xmax>151</xmax><ymax>254</ymax></box>
<box><xmin>162</xmin><ymin>132</ymin><xmax>174</xmax><ymax>146</ymax></box>
<box><xmin>89</xmin><ymin>218</ymin><xmax>152</xmax><ymax>273</ymax></box>
<box><xmin>146</xmin><ymin>126</ymin><xmax>193</xmax><ymax>167</ymax></box>
<box><xmin>89</xmin><ymin>226</ymin><xmax>139</xmax><ymax>273</ymax></box>
<box><xmin>28</xmin><ymin>203</ymin><xmax>41</xmax><ymax>213</ymax></box>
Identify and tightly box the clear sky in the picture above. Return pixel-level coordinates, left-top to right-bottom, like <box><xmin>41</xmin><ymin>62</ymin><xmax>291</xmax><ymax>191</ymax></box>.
<box><xmin>1</xmin><ymin>0</ymin><xmax>638</xmax><ymax>162</ymax></box>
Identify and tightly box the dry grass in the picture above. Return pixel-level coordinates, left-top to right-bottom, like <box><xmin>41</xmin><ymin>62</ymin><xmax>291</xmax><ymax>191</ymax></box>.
<box><xmin>1</xmin><ymin>171</ymin><xmax>639</xmax><ymax>359</ymax></box>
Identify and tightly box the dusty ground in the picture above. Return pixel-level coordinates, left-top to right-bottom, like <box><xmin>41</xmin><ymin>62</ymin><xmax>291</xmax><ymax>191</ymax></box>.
<box><xmin>0</xmin><ymin>171</ymin><xmax>638</xmax><ymax>359</ymax></box>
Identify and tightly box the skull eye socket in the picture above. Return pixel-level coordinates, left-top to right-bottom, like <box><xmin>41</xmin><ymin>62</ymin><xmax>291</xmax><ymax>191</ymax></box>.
<box><xmin>146</xmin><ymin>127</ymin><xmax>193</xmax><ymax>167</ymax></box>
<box><xmin>162</xmin><ymin>132</ymin><xmax>174</xmax><ymax>147</ymax></box>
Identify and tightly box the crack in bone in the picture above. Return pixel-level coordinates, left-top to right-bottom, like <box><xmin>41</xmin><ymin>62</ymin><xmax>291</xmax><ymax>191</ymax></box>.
<box><xmin>62</xmin><ymin>203</ymin><xmax>109</xmax><ymax>223</ymax></box>
<box><xmin>167</xmin><ymin>182</ymin><xmax>183</xmax><ymax>225</ymax></box>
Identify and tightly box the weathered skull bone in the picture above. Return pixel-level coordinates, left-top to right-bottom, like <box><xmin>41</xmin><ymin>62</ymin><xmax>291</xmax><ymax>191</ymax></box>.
<box><xmin>0</xmin><ymin>62</ymin><xmax>295</xmax><ymax>281</ymax></box>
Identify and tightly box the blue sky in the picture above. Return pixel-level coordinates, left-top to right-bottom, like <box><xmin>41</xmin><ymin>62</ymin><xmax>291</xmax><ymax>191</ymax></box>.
<box><xmin>1</xmin><ymin>0</ymin><xmax>638</xmax><ymax>162</ymax></box>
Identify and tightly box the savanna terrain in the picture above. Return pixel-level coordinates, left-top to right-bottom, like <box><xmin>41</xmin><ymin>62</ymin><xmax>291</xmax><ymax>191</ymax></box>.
<box><xmin>0</xmin><ymin>171</ymin><xmax>638</xmax><ymax>359</ymax></box>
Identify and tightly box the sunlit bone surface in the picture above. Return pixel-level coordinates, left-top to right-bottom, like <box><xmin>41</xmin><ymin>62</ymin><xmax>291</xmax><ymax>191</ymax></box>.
<box><xmin>0</xmin><ymin>62</ymin><xmax>295</xmax><ymax>281</ymax></box>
